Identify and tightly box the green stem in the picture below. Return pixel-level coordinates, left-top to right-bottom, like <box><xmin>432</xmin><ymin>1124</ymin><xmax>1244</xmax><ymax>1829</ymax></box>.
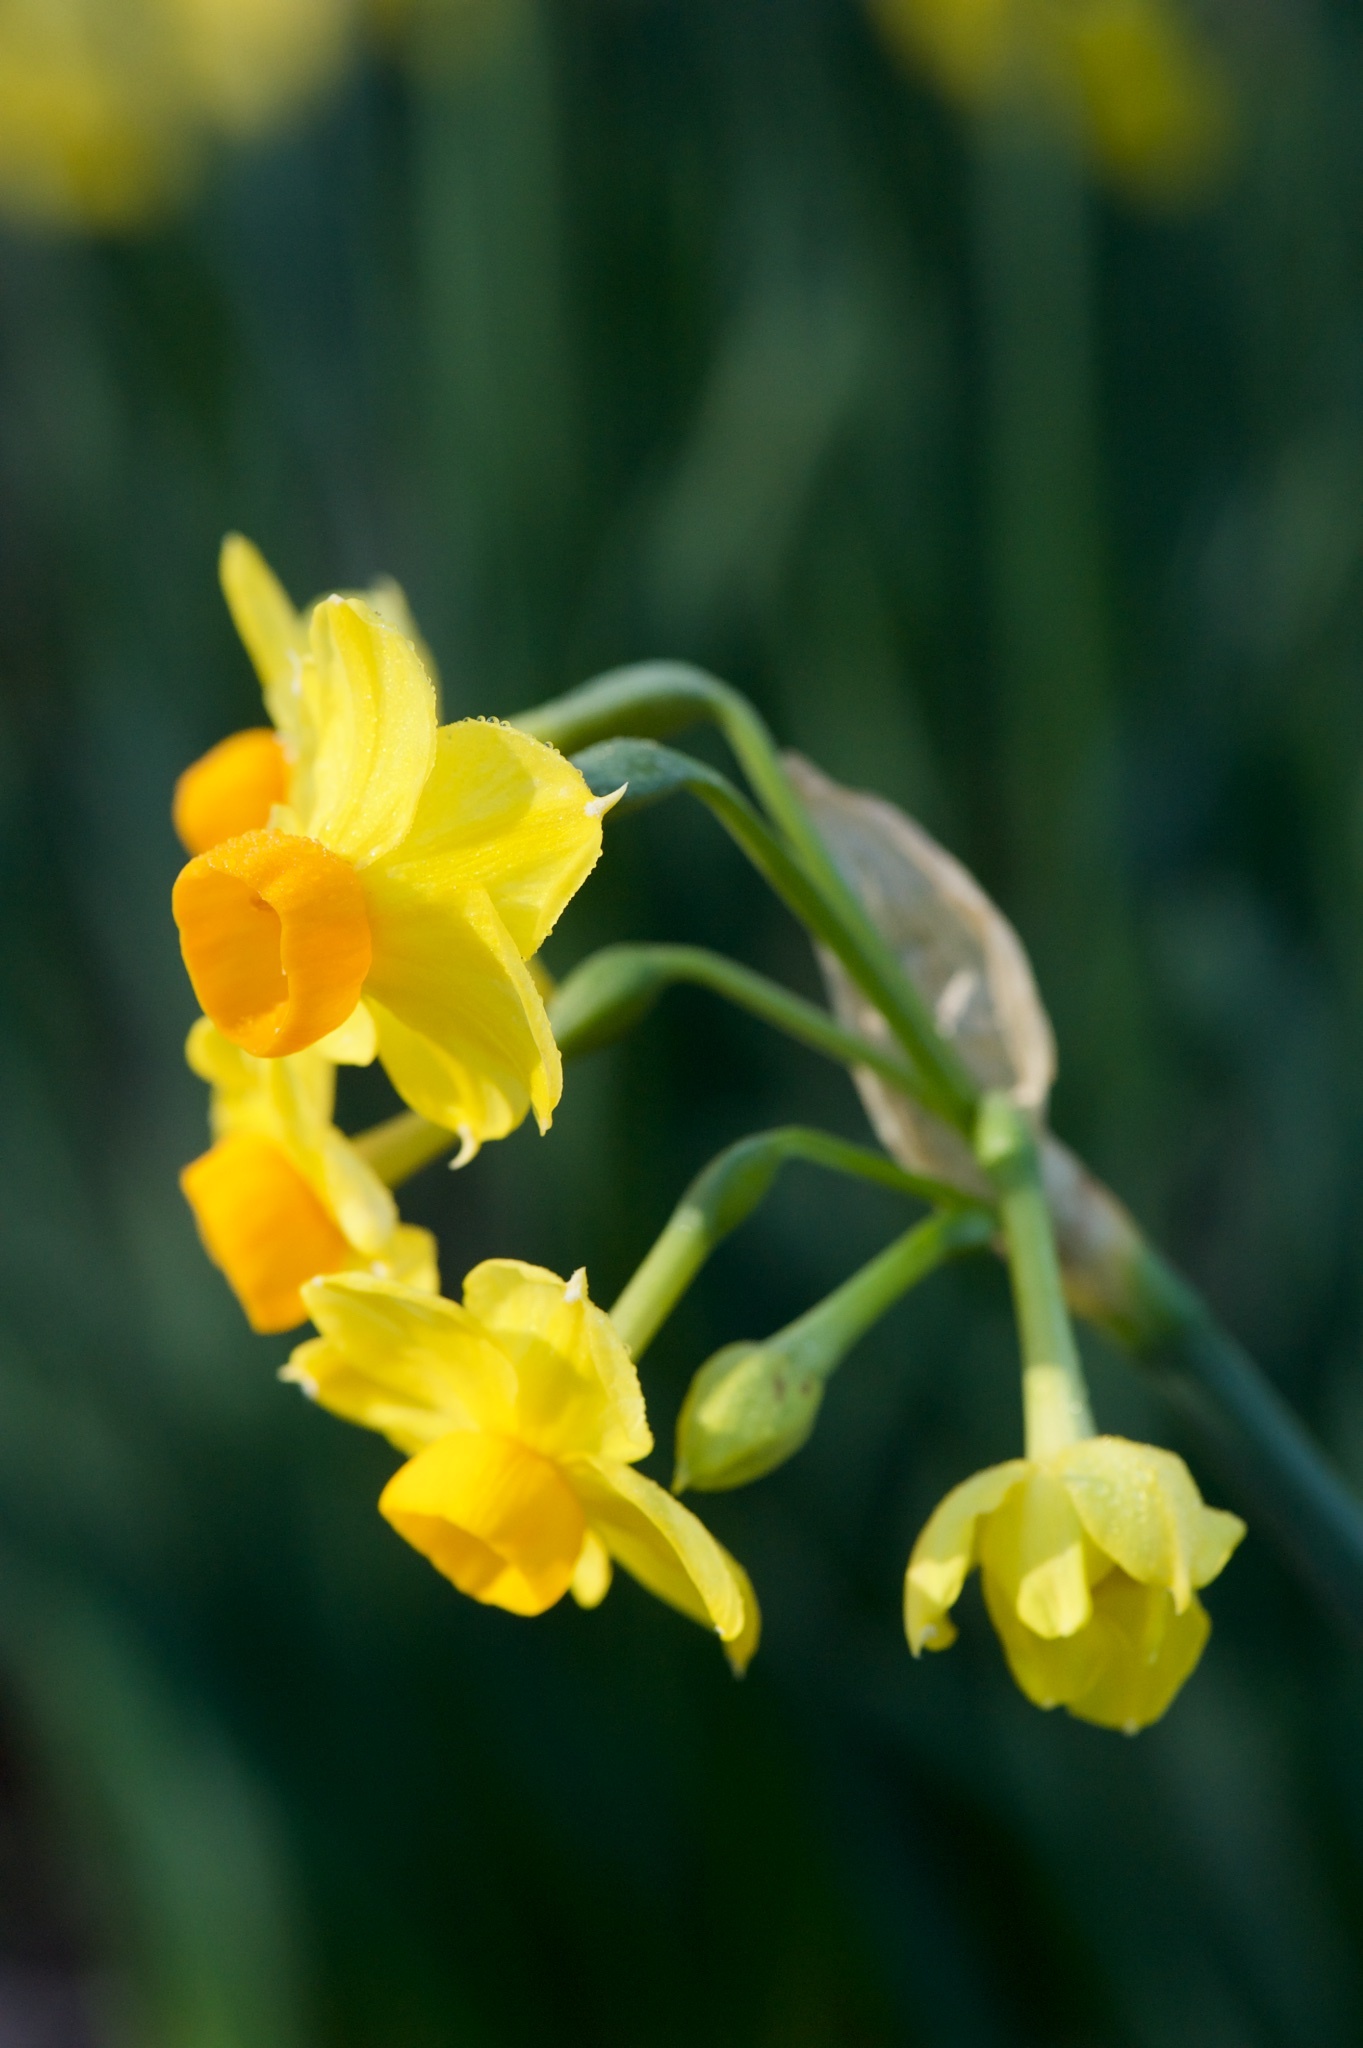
<box><xmin>609</xmin><ymin>1125</ymin><xmax>976</xmax><ymax>1360</ymax></box>
<box><xmin>549</xmin><ymin>942</ymin><xmax>921</xmax><ymax>1093</ymax></box>
<box><xmin>673</xmin><ymin>1206</ymin><xmax>995</xmax><ymax>1493</ymax></box>
<box><xmin>517</xmin><ymin>667</ymin><xmax>979</xmax><ymax>1127</ymax></box>
<box><xmin>771</xmin><ymin>1208</ymin><xmax>996</xmax><ymax>1384</ymax></box>
<box><xmin>977</xmin><ymin>1094</ymin><xmax>1093</xmax><ymax>1458</ymax></box>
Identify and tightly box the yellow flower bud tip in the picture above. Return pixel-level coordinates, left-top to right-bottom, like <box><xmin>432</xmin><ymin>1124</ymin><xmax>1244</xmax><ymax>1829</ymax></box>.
<box><xmin>172</xmin><ymin>728</ymin><xmax>291</xmax><ymax>854</ymax></box>
<box><xmin>904</xmin><ymin>1438</ymin><xmax>1244</xmax><ymax>1730</ymax></box>
<box><xmin>181</xmin><ymin>1131</ymin><xmax>354</xmax><ymax>1333</ymax></box>
<box><xmin>173</xmin><ymin>828</ymin><xmax>373</xmax><ymax>1058</ymax></box>
<box><xmin>289</xmin><ymin>1261</ymin><xmax>761</xmax><ymax>1660</ymax></box>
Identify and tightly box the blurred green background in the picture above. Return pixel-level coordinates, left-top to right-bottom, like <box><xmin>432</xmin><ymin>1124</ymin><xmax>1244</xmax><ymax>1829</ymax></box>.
<box><xmin>4</xmin><ymin>0</ymin><xmax>1363</xmax><ymax>2041</ymax></box>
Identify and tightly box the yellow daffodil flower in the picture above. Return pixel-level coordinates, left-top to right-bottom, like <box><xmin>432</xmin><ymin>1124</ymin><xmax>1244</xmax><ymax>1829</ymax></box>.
<box><xmin>180</xmin><ymin>1016</ymin><xmax>437</xmax><ymax>1334</ymax></box>
<box><xmin>284</xmin><ymin>1260</ymin><xmax>761</xmax><ymax>1670</ymax></box>
<box><xmin>172</xmin><ymin>536</ymin><xmax>606</xmax><ymax>1157</ymax></box>
<box><xmin>869</xmin><ymin>0</ymin><xmax>1231</xmax><ymax>202</ymax></box>
<box><xmin>905</xmin><ymin>1437</ymin><xmax>1244</xmax><ymax>1730</ymax></box>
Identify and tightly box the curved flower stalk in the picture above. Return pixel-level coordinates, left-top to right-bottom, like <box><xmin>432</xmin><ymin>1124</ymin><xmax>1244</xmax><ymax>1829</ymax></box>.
<box><xmin>906</xmin><ymin>1439</ymin><xmax>1244</xmax><ymax>1730</ymax></box>
<box><xmin>284</xmin><ymin>1261</ymin><xmax>760</xmax><ymax>1670</ymax></box>
<box><xmin>172</xmin><ymin>537</ymin><xmax>607</xmax><ymax>1157</ymax></box>
<box><xmin>867</xmin><ymin>0</ymin><xmax>1232</xmax><ymax>203</ymax></box>
<box><xmin>180</xmin><ymin>1018</ymin><xmax>437</xmax><ymax>1334</ymax></box>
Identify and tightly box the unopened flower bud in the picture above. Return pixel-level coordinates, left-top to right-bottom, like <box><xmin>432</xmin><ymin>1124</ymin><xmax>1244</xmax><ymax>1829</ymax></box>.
<box><xmin>674</xmin><ymin>1340</ymin><xmax>824</xmax><ymax>1494</ymax></box>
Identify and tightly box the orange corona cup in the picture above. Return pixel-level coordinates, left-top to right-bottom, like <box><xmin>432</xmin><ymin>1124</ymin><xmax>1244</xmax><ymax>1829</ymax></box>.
<box><xmin>173</xmin><ymin>728</ymin><xmax>290</xmax><ymax>854</ymax></box>
<box><xmin>181</xmin><ymin>1130</ymin><xmax>354</xmax><ymax>1332</ymax></box>
<box><xmin>172</xmin><ymin>828</ymin><xmax>372</xmax><ymax>1056</ymax></box>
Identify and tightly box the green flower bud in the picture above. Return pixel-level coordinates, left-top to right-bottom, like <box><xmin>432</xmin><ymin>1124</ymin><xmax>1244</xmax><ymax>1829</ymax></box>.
<box><xmin>673</xmin><ymin>1340</ymin><xmax>825</xmax><ymax>1494</ymax></box>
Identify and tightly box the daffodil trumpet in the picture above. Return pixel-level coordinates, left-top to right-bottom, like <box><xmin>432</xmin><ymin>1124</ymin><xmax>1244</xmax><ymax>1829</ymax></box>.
<box><xmin>284</xmin><ymin>1261</ymin><xmax>760</xmax><ymax>1670</ymax></box>
<box><xmin>172</xmin><ymin>537</ymin><xmax>609</xmax><ymax>1157</ymax></box>
<box><xmin>180</xmin><ymin>1018</ymin><xmax>438</xmax><ymax>1333</ymax></box>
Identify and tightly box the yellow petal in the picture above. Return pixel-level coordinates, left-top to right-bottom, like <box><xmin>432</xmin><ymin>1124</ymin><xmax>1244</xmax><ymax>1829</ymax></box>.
<box><xmin>1053</xmin><ymin>1436</ymin><xmax>1244</xmax><ymax>1611</ymax></box>
<box><xmin>1193</xmin><ymin>1506</ymin><xmax>1247</xmax><ymax>1587</ymax></box>
<box><xmin>219</xmin><ymin>534</ymin><xmax>309</xmax><ymax>740</ymax></box>
<box><xmin>173</xmin><ymin>727</ymin><xmax>290</xmax><ymax>854</ymax></box>
<box><xmin>385</xmin><ymin>1225</ymin><xmax>441</xmax><ymax>1296</ymax></box>
<box><xmin>282</xmin><ymin>1334</ymin><xmax>450</xmax><ymax>1457</ymax></box>
<box><xmin>181</xmin><ymin>1131</ymin><xmax>353</xmax><ymax>1334</ymax></box>
<box><xmin>380</xmin><ymin>1431</ymin><xmax>586</xmax><ymax>1617</ymax></box>
<box><xmin>174</xmin><ymin>828</ymin><xmax>372</xmax><ymax>1057</ymax></box>
<box><xmin>298</xmin><ymin>1271</ymin><xmax>518</xmax><ymax>1443</ymax></box>
<box><xmin>298</xmin><ymin>596</ymin><xmax>437</xmax><ymax>865</ymax></box>
<box><xmin>312</xmin><ymin>1001</ymin><xmax>379</xmax><ymax>1065</ymax></box>
<box><xmin>313</xmin><ymin>1126</ymin><xmax>401</xmax><ymax>1257</ymax></box>
<box><xmin>459</xmin><ymin>1259</ymin><xmax>651</xmax><ymax>1464</ymax></box>
<box><xmin>567</xmin><ymin>1457</ymin><xmax>758</xmax><ymax>1661</ymax></box>
<box><xmin>355</xmin><ymin>576</ymin><xmax>441</xmax><ymax>707</ymax></box>
<box><xmin>982</xmin><ymin>1567</ymin><xmax>1109</xmax><ymax>1710</ymax></box>
<box><xmin>1066</xmin><ymin>1574</ymin><xmax>1211</xmax><ymax>1733</ymax></box>
<box><xmin>980</xmin><ymin>1468</ymin><xmax>1094</xmax><ymax>1640</ymax></box>
<box><xmin>570</xmin><ymin>1530</ymin><xmax>614</xmax><ymax>1610</ymax></box>
<box><xmin>363</xmin><ymin>881</ymin><xmax>561</xmax><ymax>1141</ymax></box>
<box><xmin>904</xmin><ymin>1459</ymin><xmax>1030</xmax><ymax>1654</ymax></box>
<box><xmin>387</xmin><ymin>720</ymin><xmax>604</xmax><ymax>958</ymax></box>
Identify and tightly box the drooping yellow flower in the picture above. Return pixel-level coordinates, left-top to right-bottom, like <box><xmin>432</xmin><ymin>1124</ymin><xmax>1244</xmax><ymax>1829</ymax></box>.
<box><xmin>284</xmin><ymin>1260</ymin><xmax>761</xmax><ymax>1669</ymax></box>
<box><xmin>905</xmin><ymin>1437</ymin><xmax>1243</xmax><ymax>1730</ymax></box>
<box><xmin>180</xmin><ymin>1017</ymin><xmax>437</xmax><ymax>1333</ymax></box>
<box><xmin>869</xmin><ymin>0</ymin><xmax>1231</xmax><ymax>202</ymax></box>
<box><xmin>172</xmin><ymin>537</ymin><xmax>606</xmax><ymax>1157</ymax></box>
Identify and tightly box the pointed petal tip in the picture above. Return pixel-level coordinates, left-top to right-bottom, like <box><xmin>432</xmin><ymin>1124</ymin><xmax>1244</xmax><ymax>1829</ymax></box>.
<box><xmin>584</xmin><ymin>782</ymin><xmax>628</xmax><ymax>820</ymax></box>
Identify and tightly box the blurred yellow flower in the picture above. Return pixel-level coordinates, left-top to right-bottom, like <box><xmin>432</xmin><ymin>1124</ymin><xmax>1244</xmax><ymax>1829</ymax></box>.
<box><xmin>0</xmin><ymin>0</ymin><xmax>356</xmax><ymax>232</ymax></box>
<box><xmin>181</xmin><ymin>1016</ymin><xmax>437</xmax><ymax>1333</ymax></box>
<box><xmin>905</xmin><ymin>1437</ymin><xmax>1244</xmax><ymax>1729</ymax></box>
<box><xmin>285</xmin><ymin>1260</ymin><xmax>761</xmax><ymax>1668</ymax></box>
<box><xmin>172</xmin><ymin>537</ymin><xmax>605</xmax><ymax>1157</ymax></box>
<box><xmin>869</xmin><ymin>0</ymin><xmax>1232</xmax><ymax>201</ymax></box>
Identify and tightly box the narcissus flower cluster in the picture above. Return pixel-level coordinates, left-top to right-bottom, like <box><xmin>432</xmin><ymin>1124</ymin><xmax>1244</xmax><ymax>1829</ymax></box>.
<box><xmin>172</xmin><ymin>535</ymin><xmax>1248</xmax><ymax>1715</ymax></box>
<box><xmin>173</xmin><ymin>535</ymin><xmax>753</xmax><ymax>1665</ymax></box>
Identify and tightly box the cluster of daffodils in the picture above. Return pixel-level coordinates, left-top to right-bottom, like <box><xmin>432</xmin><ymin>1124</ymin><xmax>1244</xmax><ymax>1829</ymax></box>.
<box><xmin>172</xmin><ymin>533</ymin><xmax>1244</xmax><ymax>1726</ymax></box>
<box><xmin>173</xmin><ymin>536</ymin><xmax>756</xmax><ymax>1669</ymax></box>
